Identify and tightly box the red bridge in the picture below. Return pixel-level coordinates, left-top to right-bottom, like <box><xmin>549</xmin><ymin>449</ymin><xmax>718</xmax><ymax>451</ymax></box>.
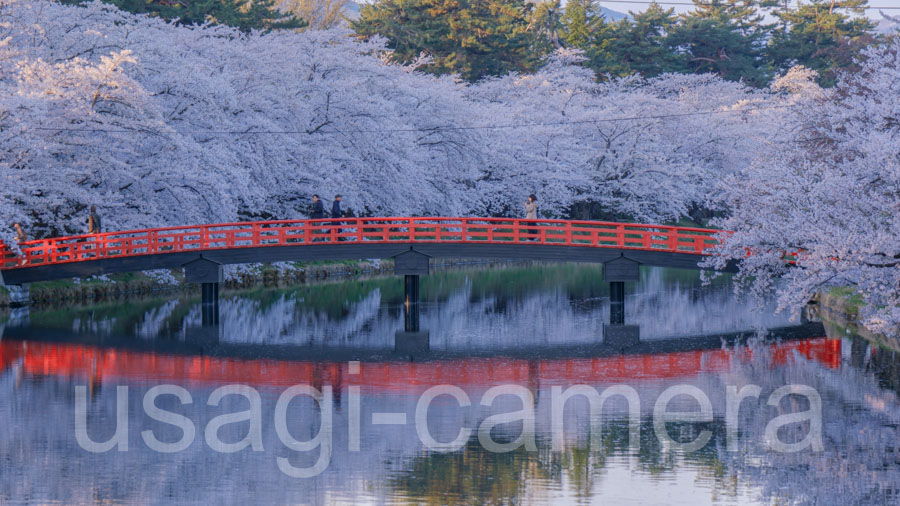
<box><xmin>0</xmin><ymin>217</ymin><xmax>727</xmax><ymax>285</ymax></box>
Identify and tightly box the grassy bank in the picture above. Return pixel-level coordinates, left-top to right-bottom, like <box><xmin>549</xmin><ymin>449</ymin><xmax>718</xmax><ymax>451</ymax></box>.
<box><xmin>0</xmin><ymin>258</ymin><xmax>530</xmax><ymax>308</ymax></box>
<box><xmin>0</xmin><ymin>260</ymin><xmax>393</xmax><ymax>308</ymax></box>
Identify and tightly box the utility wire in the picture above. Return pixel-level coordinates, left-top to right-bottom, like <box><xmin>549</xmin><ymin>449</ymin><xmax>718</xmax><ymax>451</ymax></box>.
<box><xmin>33</xmin><ymin>104</ymin><xmax>795</xmax><ymax>136</ymax></box>
<box><xmin>596</xmin><ymin>0</ymin><xmax>900</xmax><ymax>9</ymax></box>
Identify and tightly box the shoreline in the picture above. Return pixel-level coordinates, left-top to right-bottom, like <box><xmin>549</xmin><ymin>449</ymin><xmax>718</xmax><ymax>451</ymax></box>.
<box><xmin>0</xmin><ymin>258</ymin><xmax>526</xmax><ymax>310</ymax></box>
<box><xmin>817</xmin><ymin>288</ymin><xmax>900</xmax><ymax>352</ymax></box>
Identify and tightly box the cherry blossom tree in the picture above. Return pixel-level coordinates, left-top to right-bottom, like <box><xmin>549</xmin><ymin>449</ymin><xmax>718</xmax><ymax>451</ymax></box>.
<box><xmin>1</xmin><ymin>0</ymin><xmax>779</xmax><ymax>242</ymax></box>
<box><xmin>705</xmin><ymin>42</ymin><xmax>900</xmax><ymax>336</ymax></box>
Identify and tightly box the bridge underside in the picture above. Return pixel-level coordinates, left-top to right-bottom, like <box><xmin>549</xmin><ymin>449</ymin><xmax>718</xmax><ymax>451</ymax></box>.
<box><xmin>0</xmin><ymin>242</ymin><xmax>735</xmax><ymax>285</ymax></box>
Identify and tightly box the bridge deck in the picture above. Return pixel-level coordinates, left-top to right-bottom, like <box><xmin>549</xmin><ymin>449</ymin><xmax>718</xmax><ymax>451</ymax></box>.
<box><xmin>1</xmin><ymin>217</ymin><xmax>727</xmax><ymax>284</ymax></box>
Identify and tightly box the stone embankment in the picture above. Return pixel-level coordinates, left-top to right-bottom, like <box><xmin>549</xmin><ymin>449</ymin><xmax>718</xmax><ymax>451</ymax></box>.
<box><xmin>816</xmin><ymin>289</ymin><xmax>900</xmax><ymax>352</ymax></box>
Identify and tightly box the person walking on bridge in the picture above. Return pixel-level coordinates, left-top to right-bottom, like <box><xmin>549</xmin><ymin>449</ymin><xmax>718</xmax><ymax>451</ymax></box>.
<box><xmin>310</xmin><ymin>194</ymin><xmax>325</xmax><ymax>242</ymax></box>
<box><xmin>311</xmin><ymin>195</ymin><xmax>325</xmax><ymax>220</ymax></box>
<box><xmin>524</xmin><ymin>194</ymin><xmax>538</xmax><ymax>241</ymax></box>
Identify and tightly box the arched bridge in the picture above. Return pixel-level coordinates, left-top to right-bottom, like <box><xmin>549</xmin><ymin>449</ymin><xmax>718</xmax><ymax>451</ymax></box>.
<box><xmin>0</xmin><ymin>217</ymin><xmax>728</xmax><ymax>286</ymax></box>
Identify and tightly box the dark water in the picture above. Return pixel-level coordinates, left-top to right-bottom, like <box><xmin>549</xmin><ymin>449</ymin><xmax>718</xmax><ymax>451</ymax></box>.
<box><xmin>1</xmin><ymin>265</ymin><xmax>899</xmax><ymax>504</ymax></box>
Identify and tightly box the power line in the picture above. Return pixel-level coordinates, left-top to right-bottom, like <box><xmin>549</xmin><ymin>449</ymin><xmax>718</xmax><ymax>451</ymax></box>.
<box><xmin>32</xmin><ymin>104</ymin><xmax>795</xmax><ymax>136</ymax></box>
<box><xmin>596</xmin><ymin>0</ymin><xmax>900</xmax><ymax>10</ymax></box>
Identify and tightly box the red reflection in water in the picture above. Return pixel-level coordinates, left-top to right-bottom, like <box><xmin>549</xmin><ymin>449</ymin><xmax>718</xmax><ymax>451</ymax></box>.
<box><xmin>0</xmin><ymin>338</ymin><xmax>840</xmax><ymax>391</ymax></box>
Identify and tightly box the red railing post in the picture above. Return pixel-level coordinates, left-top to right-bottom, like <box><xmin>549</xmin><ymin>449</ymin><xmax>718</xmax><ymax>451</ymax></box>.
<box><xmin>356</xmin><ymin>218</ymin><xmax>363</xmax><ymax>242</ymax></box>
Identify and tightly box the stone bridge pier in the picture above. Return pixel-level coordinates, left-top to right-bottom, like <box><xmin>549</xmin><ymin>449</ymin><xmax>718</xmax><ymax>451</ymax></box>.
<box><xmin>393</xmin><ymin>248</ymin><xmax>430</xmax><ymax>354</ymax></box>
<box><xmin>603</xmin><ymin>256</ymin><xmax>640</xmax><ymax>349</ymax></box>
<box><xmin>184</xmin><ymin>257</ymin><xmax>223</xmax><ymax>326</ymax></box>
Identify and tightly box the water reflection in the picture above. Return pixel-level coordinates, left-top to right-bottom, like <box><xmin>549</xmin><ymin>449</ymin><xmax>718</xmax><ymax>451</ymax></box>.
<box><xmin>5</xmin><ymin>266</ymin><xmax>795</xmax><ymax>354</ymax></box>
<box><xmin>2</xmin><ymin>265</ymin><xmax>899</xmax><ymax>504</ymax></box>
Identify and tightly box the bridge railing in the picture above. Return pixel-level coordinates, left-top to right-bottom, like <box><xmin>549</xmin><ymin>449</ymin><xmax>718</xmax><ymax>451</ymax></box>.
<box><xmin>0</xmin><ymin>217</ymin><xmax>723</xmax><ymax>269</ymax></box>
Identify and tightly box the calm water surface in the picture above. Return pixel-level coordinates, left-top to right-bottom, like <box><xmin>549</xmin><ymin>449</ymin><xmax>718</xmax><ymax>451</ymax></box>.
<box><xmin>1</xmin><ymin>265</ymin><xmax>899</xmax><ymax>504</ymax></box>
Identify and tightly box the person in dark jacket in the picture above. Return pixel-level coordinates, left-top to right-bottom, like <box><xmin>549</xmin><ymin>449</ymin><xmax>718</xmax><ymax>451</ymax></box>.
<box><xmin>311</xmin><ymin>195</ymin><xmax>325</xmax><ymax>219</ymax></box>
<box><xmin>310</xmin><ymin>194</ymin><xmax>325</xmax><ymax>241</ymax></box>
<box><xmin>331</xmin><ymin>195</ymin><xmax>343</xmax><ymax>241</ymax></box>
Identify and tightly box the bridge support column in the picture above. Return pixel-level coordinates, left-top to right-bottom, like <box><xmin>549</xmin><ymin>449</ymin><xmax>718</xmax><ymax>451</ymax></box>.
<box><xmin>603</xmin><ymin>256</ymin><xmax>640</xmax><ymax>342</ymax></box>
<box><xmin>393</xmin><ymin>248</ymin><xmax>430</xmax><ymax>356</ymax></box>
<box><xmin>403</xmin><ymin>275</ymin><xmax>420</xmax><ymax>332</ymax></box>
<box><xmin>201</xmin><ymin>282</ymin><xmax>219</xmax><ymax>326</ymax></box>
<box><xmin>609</xmin><ymin>281</ymin><xmax>625</xmax><ymax>325</ymax></box>
<box><xmin>184</xmin><ymin>257</ymin><xmax>223</xmax><ymax>326</ymax></box>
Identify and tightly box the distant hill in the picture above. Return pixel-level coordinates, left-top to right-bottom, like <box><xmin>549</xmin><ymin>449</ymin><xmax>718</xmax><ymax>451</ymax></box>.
<box><xmin>344</xmin><ymin>1</ymin><xmax>360</xmax><ymax>20</ymax></box>
<box><xmin>599</xmin><ymin>6</ymin><xmax>628</xmax><ymax>21</ymax></box>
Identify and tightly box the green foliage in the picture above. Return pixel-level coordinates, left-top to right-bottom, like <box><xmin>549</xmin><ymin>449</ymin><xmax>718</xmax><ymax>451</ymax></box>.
<box><xmin>63</xmin><ymin>0</ymin><xmax>306</xmax><ymax>32</ymax></box>
<box><xmin>560</xmin><ymin>0</ymin><xmax>601</xmax><ymax>49</ymax></box>
<box><xmin>667</xmin><ymin>0</ymin><xmax>772</xmax><ymax>87</ymax></box>
<box><xmin>768</xmin><ymin>0</ymin><xmax>874</xmax><ymax>86</ymax></box>
<box><xmin>351</xmin><ymin>0</ymin><xmax>544</xmax><ymax>82</ymax></box>
<box><xmin>588</xmin><ymin>4</ymin><xmax>684</xmax><ymax>79</ymax></box>
<box><xmin>529</xmin><ymin>0</ymin><xmax>563</xmax><ymax>55</ymax></box>
<box><xmin>349</xmin><ymin>0</ymin><xmax>881</xmax><ymax>87</ymax></box>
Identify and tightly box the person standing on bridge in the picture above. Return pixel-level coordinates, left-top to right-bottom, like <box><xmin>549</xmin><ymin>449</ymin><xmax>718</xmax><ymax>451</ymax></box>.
<box><xmin>310</xmin><ymin>194</ymin><xmax>326</xmax><ymax>242</ymax></box>
<box><xmin>331</xmin><ymin>194</ymin><xmax>344</xmax><ymax>241</ymax></box>
<box><xmin>12</xmin><ymin>222</ymin><xmax>28</xmax><ymax>265</ymax></box>
<box><xmin>524</xmin><ymin>194</ymin><xmax>538</xmax><ymax>241</ymax></box>
<box><xmin>13</xmin><ymin>222</ymin><xmax>27</xmax><ymax>244</ymax></box>
<box><xmin>88</xmin><ymin>205</ymin><xmax>102</xmax><ymax>234</ymax></box>
<box><xmin>87</xmin><ymin>205</ymin><xmax>103</xmax><ymax>258</ymax></box>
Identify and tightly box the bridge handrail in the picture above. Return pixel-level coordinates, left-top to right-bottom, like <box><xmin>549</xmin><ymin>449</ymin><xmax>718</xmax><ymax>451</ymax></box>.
<box><xmin>0</xmin><ymin>217</ymin><xmax>728</xmax><ymax>270</ymax></box>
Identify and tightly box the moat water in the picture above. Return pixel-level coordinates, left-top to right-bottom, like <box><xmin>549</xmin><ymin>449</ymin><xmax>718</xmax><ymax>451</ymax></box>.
<box><xmin>1</xmin><ymin>264</ymin><xmax>898</xmax><ymax>504</ymax></box>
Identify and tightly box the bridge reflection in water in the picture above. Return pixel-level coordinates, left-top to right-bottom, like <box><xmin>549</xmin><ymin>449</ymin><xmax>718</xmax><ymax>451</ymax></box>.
<box><xmin>0</xmin><ymin>331</ymin><xmax>839</xmax><ymax>392</ymax></box>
